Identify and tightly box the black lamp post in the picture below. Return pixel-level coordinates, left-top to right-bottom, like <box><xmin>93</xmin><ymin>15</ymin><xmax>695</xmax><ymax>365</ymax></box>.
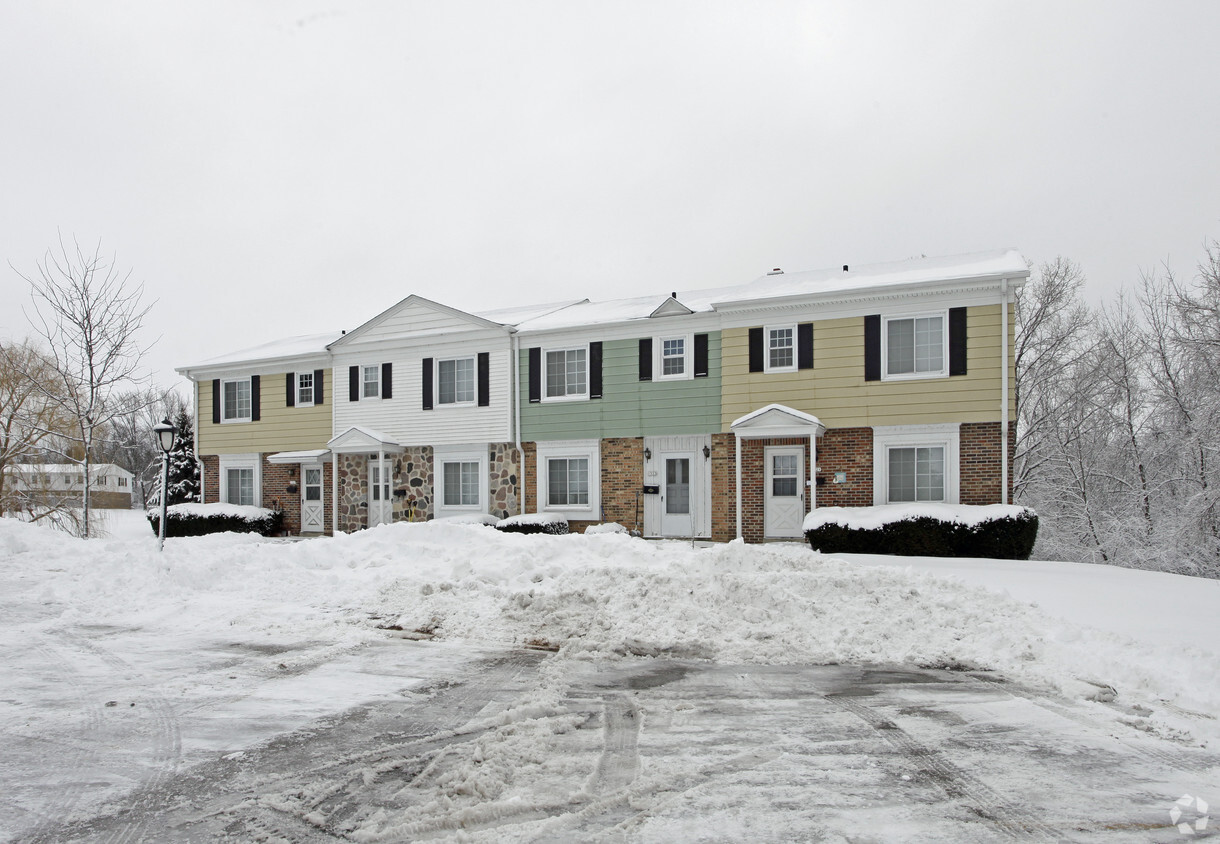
<box><xmin>154</xmin><ymin>418</ymin><xmax>176</xmax><ymax>551</ymax></box>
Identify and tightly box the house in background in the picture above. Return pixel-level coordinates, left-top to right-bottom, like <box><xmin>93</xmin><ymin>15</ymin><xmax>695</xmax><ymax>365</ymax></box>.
<box><xmin>7</xmin><ymin>463</ymin><xmax>135</xmax><ymax>509</ymax></box>
<box><xmin>176</xmin><ymin>249</ymin><xmax>1026</xmax><ymax>541</ymax></box>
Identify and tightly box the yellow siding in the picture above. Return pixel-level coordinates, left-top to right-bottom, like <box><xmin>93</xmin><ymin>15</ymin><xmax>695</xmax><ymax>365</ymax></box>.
<box><xmin>197</xmin><ymin>372</ymin><xmax>332</xmax><ymax>455</ymax></box>
<box><xmin>721</xmin><ymin>304</ymin><xmax>1016</xmax><ymax>430</ymax></box>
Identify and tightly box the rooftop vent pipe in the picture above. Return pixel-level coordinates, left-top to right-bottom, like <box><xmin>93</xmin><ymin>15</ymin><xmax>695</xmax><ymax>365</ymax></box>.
<box><xmin>767</xmin><ymin>268</ymin><xmax>783</xmax><ymax>275</ymax></box>
<box><xmin>843</xmin><ymin>265</ymin><xmax>849</xmax><ymax>272</ymax></box>
<box><xmin>671</xmin><ymin>291</ymin><xmax>676</xmax><ymax>298</ymax></box>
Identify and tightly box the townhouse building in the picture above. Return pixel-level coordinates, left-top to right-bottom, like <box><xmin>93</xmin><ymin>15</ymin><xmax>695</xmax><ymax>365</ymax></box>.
<box><xmin>178</xmin><ymin>249</ymin><xmax>1026</xmax><ymax>542</ymax></box>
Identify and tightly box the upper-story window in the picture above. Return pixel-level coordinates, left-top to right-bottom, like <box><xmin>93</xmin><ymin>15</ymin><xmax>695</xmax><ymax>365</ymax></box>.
<box><xmin>765</xmin><ymin>325</ymin><xmax>796</xmax><ymax>372</ymax></box>
<box><xmin>652</xmin><ymin>334</ymin><xmax>695</xmax><ymax>381</ymax></box>
<box><xmin>118</xmin><ymin>477</ymin><xmax>128</xmax><ymax>488</ymax></box>
<box><xmin>545</xmin><ymin>347</ymin><xmax>586</xmax><ymax>400</ymax></box>
<box><xmin>297</xmin><ymin>372</ymin><xmax>314</xmax><ymax>406</ymax></box>
<box><xmin>362</xmin><ymin>365</ymin><xmax>381</xmax><ymax>398</ymax></box>
<box><xmin>884</xmin><ymin>313</ymin><xmax>946</xmax><ymax>379</ymax></box>
<box><xmin>438</xmin><ymin>357</ymin><xmax>475</xmax><ymax>405</ymax></box>
<box><xmin>222</xmin><ymin>378</ymin><xmax>252</xmax><ymax>422</ymax></box>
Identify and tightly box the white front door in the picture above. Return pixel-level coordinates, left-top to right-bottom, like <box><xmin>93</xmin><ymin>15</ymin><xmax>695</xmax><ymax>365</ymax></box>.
<box><xmin>660</xmin><ymin>453</ymin><xmax>695</xmax><ymax>536</ymax></box>
<box><xmin>301</xmin><ymin>466</ymin><xmax>324</xmax><ymax>532</ymax></box>
<box><xmin>764</xmin><ymin>447</ymin><xmax>805</xmax><ymax>538</ymax></box>
<box><xmin>368</xmin><ymin>458</ymin><xmax>391</xmax><ymax>527</ymax></box>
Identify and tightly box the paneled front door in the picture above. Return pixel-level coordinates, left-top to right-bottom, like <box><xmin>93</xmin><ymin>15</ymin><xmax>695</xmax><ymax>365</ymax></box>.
<box><xmin>301</xmin><ymin>466</ymin><xmax>324</xmax><ymax>532</ymax></box>
<box><xmin>764</xmin><ymin>446</ymin><xmax>804</xmax><ymax>538</ymax></box>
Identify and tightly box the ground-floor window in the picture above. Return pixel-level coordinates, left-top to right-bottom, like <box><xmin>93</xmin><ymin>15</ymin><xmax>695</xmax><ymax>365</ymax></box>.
<box><xmin>535</xmin><ymin>439</ymin><xmax>600</xmax><ymax>518</ymax></box>
<box><xmin>219</xmin><ymin>454</ymin><xmax>261</xmax><ymax>506</ymax></box>
<box><xmin>434</xmin><ymin>446</ymin><xmax>489</xmax><ymax>514</ymax></box>
<box><xmin>872</xmin><ymin>424</ymin><xmax>959</xmax><ymax>506</ymax></box>
<box><xmin>887</xmin><ymin>446</ymin><xmax>945</xmax><ymax>502</ymax></box>
<box><xmin>547</xmin><ymin>457</ymin><xmax>589</xmax><ymax>506</ymax></box>
<box><xmin>443</xmin><ymin>461</ymin><xmax>480</xmax><ymax>506</ymax></box>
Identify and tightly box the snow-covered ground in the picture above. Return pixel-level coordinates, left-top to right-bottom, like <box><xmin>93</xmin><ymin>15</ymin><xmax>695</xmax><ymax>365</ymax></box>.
<box><xmin>2</xmin><ymin>511</ymin><xmax>1218</xmax><ymax>842</ymax></box>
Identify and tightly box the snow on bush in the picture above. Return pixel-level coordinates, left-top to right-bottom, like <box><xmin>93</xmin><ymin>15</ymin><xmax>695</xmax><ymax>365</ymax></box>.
<box><xmin>146</xmin><ymin>502</ymin><xmax>284</xmax><ymax>537</ymax></box>
<box><xmin>804</xmin><ymin>504</ymin><xmax>1038</xmax><ymax>559</ymax></box>
<box><xmin>495</xmin><ymin>513</ymin><xmax>569</xmax><ymax>535</ymax></box>
<box><xmin>583</xmin><ymin>522</ymin><xmax>627</xmax><ymax>535</ymax></box>
<box><xmin>430</xmin><ymin>513</ymin><xmax>499</xmax><ymax>527</ymax></box>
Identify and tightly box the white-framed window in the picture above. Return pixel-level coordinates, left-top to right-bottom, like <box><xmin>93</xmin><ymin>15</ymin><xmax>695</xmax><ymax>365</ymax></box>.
<box><xmin>362</xmin><ymin>365</ymin><xmax>381</xmax><ymax>399</ymax></box>
<box><xmin>544</xmin><ymin>347</ymin><xmax>587</xmax><ymax>401</ymax></box>
<box><xmin>654</xmin><ymin>334</ymin><xmax>693</xmax><ymax>381</ymax></box>
<box><xmin>882</xmin><ymin>312</ymin><xmax>948</xmax><ymax>380</ymax></box>
<box><xmin>536</xmin><ymin>439</ymin><xmax>600</xmax><ymax>517</ymax></box>
<box><xmin>219</xmin><ymin>454</ymin><xmax>261</xmax><ymax>507</ymax></box>
<box><xmin>297</xmin><ymin>372</ymin><xmax>315</xmax><ymax>407</ymax></box>
<box><xmin>437</xmin><ymin>357</ymin><xmax>476</xmax><ymax>406</ymax></box>
<box><xmin>97</xmin><ymin>476</ymin><xmax>108</xmax><ymax>487</ymax></box>
<box><xmin>764</xmin><ymin>325</ymin><xmax>797</xmax><ymax>373</ymax></box>
<box><xmin>872</xmin><ymin>424</ymin><xmax>959</xmax><ymax>505</ymax></box>
<box><xmin>117</xmin><ymin>476</ymin><xmax>128</xmax><ymax>488</ymax></box>
<box><xmin>221</xmin><ymin>377</ymin><xmax>252</xmax><ymax>422</ymax></box>
<box><xmin>434</xmin><ymin>446</ymin><xmax>488</xmax><ymax>515</ymax></box>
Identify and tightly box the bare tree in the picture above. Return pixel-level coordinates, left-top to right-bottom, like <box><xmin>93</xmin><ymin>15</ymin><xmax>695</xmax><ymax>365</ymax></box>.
<box><xmin>0</xmin><ymin>340</ymin><xmax>75</xmax><ymax>515</ymax></box>
<box><xmin>97</xmin><ymin>388</ymin><xmax>190</xmax><ymax>508</ymax></box>
<box><xmin>12</xmin><ymin>236</ymin><xmax>156</xmax><ymax>537</ymax></box>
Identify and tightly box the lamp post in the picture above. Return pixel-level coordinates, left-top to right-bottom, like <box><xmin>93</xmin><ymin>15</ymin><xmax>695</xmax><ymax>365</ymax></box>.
<box><xmin>154</xmin><ymin>418</ymin><xmax>176</xmax><ymax>551</ymax></box>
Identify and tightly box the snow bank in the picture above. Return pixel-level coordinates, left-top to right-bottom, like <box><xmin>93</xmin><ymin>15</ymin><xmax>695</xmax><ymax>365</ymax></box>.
<box><xmin>804</xmin><ymin>503</ymin><xmax>1034</xmax><ymax>531</ymax></box>
<box><xmin>2</xmin><ymin>515</ymin><xmax>1217</xmax><ymax>746</ymax></box>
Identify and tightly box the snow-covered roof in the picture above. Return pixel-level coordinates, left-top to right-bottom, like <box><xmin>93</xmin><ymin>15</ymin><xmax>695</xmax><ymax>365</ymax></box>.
<box><xmin>178</xmin><ymin>332</ymin><xmax>342</xmax><ymax>372</ymax></box>
<box><xmin>730</xmin><ymin>403</ymin><xmax>825</xmax><ymax>435</ymax></box>
<box><xmin>713</xmin><ymin>249</ymin><xmax>1028</xmax><ymax>307</ymax></box>
<box><xmin>266</xmin><ymin>449</ymin><xmax>332</xmax><ymax>464</ymax></box>
<box><xmin>9</xmin><ymin>463</ymin><xmax>133</xmax><ymax>477</ymax></box>
<box><xmin>327</xmin><ymin>425</ymin><xmax>403</xmax><ymax>452</ymax></box>
<box><xmin>474</xmin><ymin>299</ymin><xmax>588</xmax><ymax>326</ymax></box>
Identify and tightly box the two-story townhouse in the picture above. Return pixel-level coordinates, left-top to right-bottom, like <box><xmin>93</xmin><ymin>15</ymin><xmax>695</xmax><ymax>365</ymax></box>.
<box><xmin>326</xmin><ymin>295</ymin><xmax>576</xmax><ymax>533</ymax></box>
<box><xmin>513</xmin><ymin>293</ymin><xmax>726</xmax><ymax>538</ymax></box>
<box><xmin>715</xmin><ymin>250</ymin><xmax>1026</xmax><ymax>542</ymax></box>
<box><xmin>177</xmin><ymin>333</ymin><xmax>340</xmax><ymax>534</ymax></box>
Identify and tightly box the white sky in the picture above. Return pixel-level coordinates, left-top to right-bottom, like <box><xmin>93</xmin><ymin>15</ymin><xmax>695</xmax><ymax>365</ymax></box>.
<box><xmin>2</xmin><ymin>1</ymin><xmax>1218</xmax><ymax>391</ymax></box>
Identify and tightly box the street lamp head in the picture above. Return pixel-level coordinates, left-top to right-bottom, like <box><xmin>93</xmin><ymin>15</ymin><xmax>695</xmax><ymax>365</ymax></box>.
<box><xmin>154</xmin><ymin>419</ymin><xmax>176</xmax><ymax>454</ymax></box>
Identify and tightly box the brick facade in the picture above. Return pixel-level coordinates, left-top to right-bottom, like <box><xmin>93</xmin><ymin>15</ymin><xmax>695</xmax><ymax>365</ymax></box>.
<box><xmin>710</xmin><ymin>432</ymin><xmax>737</xmax><ymax>542</ymax></box>
<box><xmin>959</xmin><ymin>421</ymin><xmax>1015</xmax><ymax>505</ymax></box>
<box><xmin>200</xmin><ymin>454</ymin><xmax>333</xmax><ymax>535</ymax></box>
<box><xmin>600</xmin><ymin>437</ymin><xmax>644</xmax><ymax>532</ymax></box>
<box><xmin>737</xmin><ymin>437</ymin><xmax>813</xmax><ymax>543</ymax></box>
<box><xmin>814</xmin><ymin>427</ymin><xmax>874</xmax><ymax>507</ymax></box>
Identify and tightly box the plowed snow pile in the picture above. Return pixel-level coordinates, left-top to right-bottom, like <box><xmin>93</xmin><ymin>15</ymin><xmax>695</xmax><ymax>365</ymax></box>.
<box><xmin>4</xmin><ymin>517</ymin><xmax>1218</xmax><ymax>744</ymax></box>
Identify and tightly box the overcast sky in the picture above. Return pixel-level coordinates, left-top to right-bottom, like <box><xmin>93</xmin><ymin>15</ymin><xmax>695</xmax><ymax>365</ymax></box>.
<box><xmin>3</xmin><ymin>1</ymin><xmax>1218</xmax><ymax>391</ymax></box>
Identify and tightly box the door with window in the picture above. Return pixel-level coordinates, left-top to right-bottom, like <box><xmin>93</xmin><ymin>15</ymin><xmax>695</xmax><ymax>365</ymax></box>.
<box><xmin>764</xmin><ymin>447</ymin><xmax>804</xmax><ymax>538</ymax></box>
<box><xmin>368</xmin><ymin>458</ymin><xmax>391</xmax><ymax>526</ymax></box>
<box><xmin>660</xmin><ymin>453</ymin><xmax>695</xmax><ymax>536</ymax></box>
<box><xmin>301</xmin><ymin>466</ymin><xmax>324</xmax><ymax>532</ymax></box>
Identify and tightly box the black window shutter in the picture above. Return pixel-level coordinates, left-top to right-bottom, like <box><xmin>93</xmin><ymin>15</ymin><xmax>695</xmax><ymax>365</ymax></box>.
<box><xmin>748</xmin><ymin>327</ymin><xmax>764</xmax><ymax>373</ymax></box>
<box><xmin>422</xmin><ymin>358</ymin><xmax>433</xmax><ymax>410</ymax></box>
<box><xmin>528</xmin><ymin>347</ymin><xmax>541</xmax><ymax>403</ymax></box>
<box><xmin>251</xmin><ymin>375</ymin><xmax>261</xmax><ymax>421</ymax></box>
<box><xmin>949</xmin><ymin>307</ymin><xmax>968</xmax><ymax>376</ymax></box>
<box><xmin>694</xmin><ymin>333</ymin><xmax>709</xmax><ymax>377</ymax></box>
<box><xmin>798</xmin><ymin>323</ymin><xmax>813</xmax><ymax>370</ymax></box>
<box><xmin>349</xmin><ymin>366</ymin><xmax>360</xmax><ymax>402</ymax></box>
<box><xmin>590</xmin><ymin>342</ymin><xmax>603</xmax><ymax>399</ymax></box>
<box><xmin>864</xmin><ymin>315</ymin><xmax>881</xmax><ymax>381</ymax></box>
<box><xmin>638</xmin><ymin>338</ymin><xmax>652</xmax><ymax>381</ymax></box>
<box><xmin>314</xmin><ymin>369</ymin><xmax>324</xmax><ymax>404</ymax></box>
<box><xmin>381</xmin><ymin>362</ymin><xmax>393</xmax><ymax>399</ymax></box>
<box><xmin>286</xmin><ymin>372</ymin><xmax>295</xmax><ymax>407</ymax></box>
<box><xmin>477</xmin><ymin>352</ymin><xmax>490</xmax><ymax>406</ymax></box>
<box><xmin>211</xmin><ymin>380</ymin><xmax>220</xmax><ymax>424</ymax></box>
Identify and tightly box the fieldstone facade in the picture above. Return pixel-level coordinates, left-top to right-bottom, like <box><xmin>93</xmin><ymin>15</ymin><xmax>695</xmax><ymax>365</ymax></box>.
<box><xmin>488</xmin><ymin>442</ymin><xmax>520</xmax><ymax>519</ymax></box>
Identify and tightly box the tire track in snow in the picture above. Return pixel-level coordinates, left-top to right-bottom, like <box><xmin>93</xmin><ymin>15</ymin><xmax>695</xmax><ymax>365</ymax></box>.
<box><xmin>589</xmin><ymin>693</ymin><xmax>641</xmax><ymax>795</ymax></box>
<box><xmin>826</xmin><ymin>692</ymin><xmax>1061</xmax><ymax>841</ymax></box>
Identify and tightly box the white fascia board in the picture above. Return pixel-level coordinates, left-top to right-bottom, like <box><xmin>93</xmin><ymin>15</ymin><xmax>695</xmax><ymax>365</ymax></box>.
<box><xmin>328</xmin><ymin>328</ymin><xmax>512</xmax><ymax>362</ymax></box>
<box><xmin>177</xmin><ymin>352</ymin><xmax>335</xmax><ymax>381</ymax></box>
<box><xmin>515</xmin><ymin>312</ymin><xmax>722</xmax><ymax>347</ymax></box>
<box><xmin>716</xmin><ymin>277</ymin><xmax>1026</xmax><ymax>330</ymax></box>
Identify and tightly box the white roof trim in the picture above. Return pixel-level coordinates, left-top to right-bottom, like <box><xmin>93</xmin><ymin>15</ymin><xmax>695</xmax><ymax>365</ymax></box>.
<box><xmin>267</xmin><ymin>449</ymin><xmax>332</xmax><ymax>464</ymax></box>
<box><xmin>731</xmin><ymin>404</ymin><xmax>826</xmax><ymax>438</ymax></box>
<box><xmin>327</xmin><ymin>425</ymin><xmax>404</xmax><ymax>453</ymax></box>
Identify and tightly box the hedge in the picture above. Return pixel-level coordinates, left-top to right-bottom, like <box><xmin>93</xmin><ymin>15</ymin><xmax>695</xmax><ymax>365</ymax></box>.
<box><xmin>147</xmin><ymin>504</ymin><xmax>284</xmax><ymax>538</ymax></box>
<box><xmin>804</xmin><ymin>506</ymin><xmax>1038</xmax><ymax>560</ymax></box>
<box><xmin>495</xmin><ymin>513</ymin><xmax>570</xmax><ymax>535</ymax></box>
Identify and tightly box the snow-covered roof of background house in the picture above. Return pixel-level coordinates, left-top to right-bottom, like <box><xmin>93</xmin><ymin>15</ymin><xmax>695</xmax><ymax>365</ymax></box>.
<box><xmin>474</xmin><ymin>299</ymin><xmax>588</xmax><ymax>326</ymax></box>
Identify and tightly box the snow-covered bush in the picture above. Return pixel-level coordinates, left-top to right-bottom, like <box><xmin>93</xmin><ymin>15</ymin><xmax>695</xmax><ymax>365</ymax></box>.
<box><xmin>495</xmin><ymin>513</ymin><xmax>569</xmax><ymax>535</ymax></box>
<box><xmin>431</xmin><ymin>513</ymin><xmax>499</xmax><ymax>527</ymax></box>
<box><xmin>146</xmin><ymin>503</ymin><xmax>284</xmax><ymax>538</ymax></box>
<box><xmin>804</xmin><ymin>504</ymin><xmax>1038</xmax><ymax>559</ymax></box>
<box><xmin>584</xmin><ymin>522</ymin><xmax>628</xmax><ymax>535</ymax></box>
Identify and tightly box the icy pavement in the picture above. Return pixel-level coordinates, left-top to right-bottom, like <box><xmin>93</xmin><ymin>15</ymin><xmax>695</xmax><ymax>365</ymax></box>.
<box><xmin>8</xmin><ymin>644</ymin><xmax>1219</xmax><ymax>843</ymax></box>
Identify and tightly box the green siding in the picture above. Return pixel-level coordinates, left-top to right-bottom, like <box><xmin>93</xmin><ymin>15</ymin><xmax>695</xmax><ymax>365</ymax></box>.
<box><xmin>520</xmin><ymin>334</ymin><xmax>722</xmax><ymax>440</ymax></box>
